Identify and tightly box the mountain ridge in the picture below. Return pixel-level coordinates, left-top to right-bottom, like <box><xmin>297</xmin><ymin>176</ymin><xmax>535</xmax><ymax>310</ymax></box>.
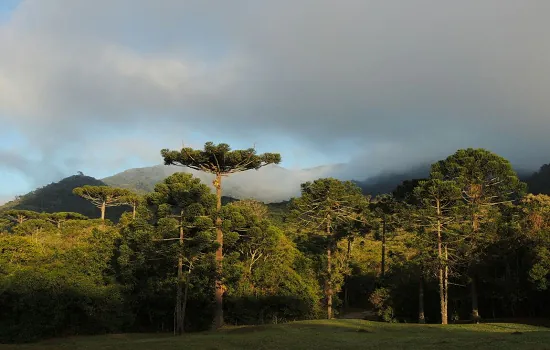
<box><xmin>1</xmin><ymin>161</ymin><xmax>547</xmax><ymax>220</ymax></box>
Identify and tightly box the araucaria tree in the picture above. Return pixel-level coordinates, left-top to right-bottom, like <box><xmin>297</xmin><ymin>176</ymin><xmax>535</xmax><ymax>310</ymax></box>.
<box><xmin>73</xmin><ymin>186</ymin><xmax>132</xmax><ymax>220</ymax></box>
<box><xmin>41</xmin><ymin>212</ymin><xmax>88</xmax><ymax>229</ymax></box>
<box><xmin>291</xmin><ymin>178</ymin><xmax>368</xmax><ymax>319</ymax></box>
<box><xmin>4</xmin><ymin>210</ymin><xmax>39</xmax><ymax>225</ymax></box>
<box><xmin>431</xmin><ymin>148</ymin><xmax>525</xmax><ymax>322</ymax></box>
<box><xmin>161</xmin><ymin>142</ymin><xmax>281</xmax><ymax>329</ymax></box>
<box><xmin>370</xmin><ymin>194</ymin><xmax>403</xmax><ymax>279</ymax></box>
<box><xmin>413</xmin><ymin>179</ymin><xmax>461</xmax><ymax>324</ymax></box>
<box><xmin>148</xmin><ymin>173</ymin><xmax>216</xmax><ymax>335</ymax></box>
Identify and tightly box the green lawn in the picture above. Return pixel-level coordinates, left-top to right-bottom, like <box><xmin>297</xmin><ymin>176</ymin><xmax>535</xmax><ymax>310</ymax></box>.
<box><xmin>2</xmin><ymin>320</ymin><xmax>550</xmax><ymax>350</ymax></box>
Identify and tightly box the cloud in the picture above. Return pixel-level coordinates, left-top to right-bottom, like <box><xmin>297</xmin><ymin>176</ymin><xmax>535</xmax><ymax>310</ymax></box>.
<box><xmin>1</xmin><ymin>0</ymin><xmax>550</xmax><ymax>199</ymax></box>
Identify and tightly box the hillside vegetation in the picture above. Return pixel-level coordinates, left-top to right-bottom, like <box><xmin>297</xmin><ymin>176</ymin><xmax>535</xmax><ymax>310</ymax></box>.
<box><xmin>1</xmin><ymin>143</ymin><xmax>549</xmax><ymax>344</ymax></box>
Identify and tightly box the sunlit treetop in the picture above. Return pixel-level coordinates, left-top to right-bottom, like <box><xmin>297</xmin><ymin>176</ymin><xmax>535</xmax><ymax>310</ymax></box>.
<box><xmin>161</xmin><ymin>142</ymin><xmax>281</xmax><ymax>175</ymax></box>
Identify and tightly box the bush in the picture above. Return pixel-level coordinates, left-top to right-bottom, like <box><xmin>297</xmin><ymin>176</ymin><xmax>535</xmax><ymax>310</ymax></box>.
<box><xmin>369</xmin><ymin>287</ymin><xmax>397</xmax><ymax>323</ymax></box>
<box><xmin>0</xmin><ymin>268</ymin><xmax>125</xmax><ymax>343</ymax></box>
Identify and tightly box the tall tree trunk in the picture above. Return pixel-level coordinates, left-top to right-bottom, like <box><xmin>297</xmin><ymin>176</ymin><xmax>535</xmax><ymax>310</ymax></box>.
<box><xmin>100</xmin><ymin>201</ymin><xmax>106</xmax><ymax>221</ymax></box>
<box><xmin>176</xmin><ymin>216</ymin><xmax>184</xmax><ymax>335</ymax></box>
<box><xmin>344</xmin><ymin>237</ymin><xmax>353</xmax><ymax>310</ymax></box>
<box><xmin>182</xmin><ymin>264</ymin><xmax>191</xmax><ymax>334</ymax></box>
<box><xmin>381</xmin><ymin>218</ymin><xmax>386</xmax><ymax>278</ymax></box>
<box><xmin>418</xmin><ymin>274</ymin><xmax>425</xmax><ymax>324</ymax></box>
<box><xmin>326</xmin><ymin>218</ymin><xmax>333</xmax><ymax>319</ymax></box>
<box><xmin>437</xmin><ymin>199</ymin><xmax>448</xmax><ymax>325</ymax></box>
<box><xmin>470</xmin><ymin>211</ymin><xmax>481</xmax><ymax>323</ymax></box>
<box><xmin>213</xmin><ymin>173</ymin><xmax>224</xmax><ymax>330</ymax></box>
<box><xmin>327</xmin><ymin>245</ymin><xmax>333</xmax><ymax>319</ymax></box>
<box><xmin>471</xmin><ymin>277</ymin><xmax>480</xmax><ymax>323</ymax></box>
<box><xmin>444</xmin><ymin>244</ymin><xmax>449</xmax><ymax>324</ymax></box>
<box><xmin>132</xmin><ymin>204</ymin><xmax>136</xmax><ymax>220</ymax></box>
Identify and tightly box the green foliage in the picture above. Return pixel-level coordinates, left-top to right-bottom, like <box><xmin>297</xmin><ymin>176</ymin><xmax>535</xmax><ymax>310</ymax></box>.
<box><xmin>12</xmin><ymin>219</ymin><xmax>56</xmax><ymax>235</ymax></box>
<box><xmin>4</xmin><ymin>146</ymin><xmax>550</xmax><ymax>343</ymax></box>
<box><xmin>291</xmin><ymin>178</ymin><xmax>368</xmax><ymax>233</ymax></box>
<box><xmin>161</xmin><ymin>142</ymin><xmax>281</xmax><ymax>174</ymax></box>
<box><xmin>431</xmin><ymin>148</ymin><xmax>525</xmax><ymax>202</ymax></box>
<box><xmin>519</xmin><ymin>194</ymin><xmax>550</xmax><ymax>290</ymax></box>
<box><xmin>0</xmin><ymin>222</ymin><xmax>123</xmax><ymax>342</ymax></box>
<box><xmin>369</xmin><ymin>287</ymin><xmax>396</xmax><ymax>322</ymax></box>
<box><xmin>0</xmin><ymin>174</ymin><xmax>123</xmax><ymax>220</ymax></box>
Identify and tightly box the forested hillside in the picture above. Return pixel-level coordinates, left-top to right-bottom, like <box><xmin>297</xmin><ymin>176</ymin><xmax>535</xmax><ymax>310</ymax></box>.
<box><xmin>0</xmin><ymin>174</ymin><xmax>128</xmax><ymax>221</ymax></box>
<box><xmin>1</xmin><ymin>143</ymin><xmax>549</xmax><ymax>344</ymax></box>
<box><xmin>527</xmin><ymin>163</ymin><xmax>550</xmax><ymax>195</ymax></box>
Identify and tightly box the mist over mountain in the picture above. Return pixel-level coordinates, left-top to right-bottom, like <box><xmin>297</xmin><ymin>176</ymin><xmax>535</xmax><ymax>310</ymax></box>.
<box><xmin>1</xmin><ymin>159</ymin><xmax>547</xmax><ymax>216</ymax></box>
<box><xmin>102</xmin><ymin>163</ymin><xmax>342</xmax><ymax>203</ymax></box>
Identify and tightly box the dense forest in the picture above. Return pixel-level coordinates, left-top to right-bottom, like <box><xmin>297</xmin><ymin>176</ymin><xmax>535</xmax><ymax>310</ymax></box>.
<box><xmin>1</xmin><ymin>143</ymin><xmax>549</xmax><ymax>343</ymax></box>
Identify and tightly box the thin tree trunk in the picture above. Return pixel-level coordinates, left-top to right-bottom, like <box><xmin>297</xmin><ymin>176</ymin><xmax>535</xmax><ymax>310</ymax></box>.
<box><xmin>471</xmin><ymin>277</ymin><xmax>480</xmax><ymax>323</ymax></box>
<box><xmin>419</xmin><ymin>274</ymin><xmax>425</xmax><ymax>324</ymax></box>
<box><xmin>132</xmin><ymin>204</ymin><xmax>136</xmax><ymax>219</ymax></box>
<box><xmin>182</xmin><ymin>264</ymin><xmax>191</xmax><ymax>334</ymax></box>
<box><xmin>437</xmin><ymin>199</ymin><xmax>448</xmax><ymax>325</ymax></box>
<box><xmin>100</xmin><ymin>201</ymin><xmax>106</xmax><ymax>221</ymax></box>
<box><xmin>326</xmin><ymin>217</ymin><xmax>333</xmax><ymax>319</ymax></box>
<box><xmin>327</xmin><ymin>245</ymin><xmax>333</xmax><ymax>319</ymax></box>
<box><xmin>470</xmin><ymin>211</ymin><xmax>481</xmax><ymax>323</ymax></box>
<box><xmin>213</xmin><ymin>173</ymin><xmax>224</xmax><ymax>330</ymax></box>
<box><xmin>444</xmin><ymin>244</ymin><xmax>449</xmax><ymax>324</ymax></box>
<box><xmin>176</xmin><ymin>216</ymin><xmax>184</xmax><ymax>335</ymax></box>
<box><xmin>344</xmin><ymin>237</ymin><xmax>353</xmax><ymax>310</ymax></box>
<box><xmin>381</xmin><ymin>218</ymin><xmax>386</xmax><ymax>278</ymax></box>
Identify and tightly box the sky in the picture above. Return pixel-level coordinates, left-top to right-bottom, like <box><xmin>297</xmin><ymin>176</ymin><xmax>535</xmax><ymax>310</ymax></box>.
<box><xmin>1</xmin><ymin>0</ymin><xmax>550</xmax><ymax>203</ymax></box>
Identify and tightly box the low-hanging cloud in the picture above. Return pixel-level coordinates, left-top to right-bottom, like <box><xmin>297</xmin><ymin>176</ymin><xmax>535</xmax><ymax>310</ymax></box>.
<box><xmin>1</xmin><ymin>0</ymin><xmax>549</xmax><ymax>200</ymax></box>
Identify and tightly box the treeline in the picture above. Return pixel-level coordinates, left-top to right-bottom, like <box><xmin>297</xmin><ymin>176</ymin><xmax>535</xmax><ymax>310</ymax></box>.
<box><xmin>0</xmin><ymin>144</ymin><xmax>549</xmax><ymax>343</ymax></box>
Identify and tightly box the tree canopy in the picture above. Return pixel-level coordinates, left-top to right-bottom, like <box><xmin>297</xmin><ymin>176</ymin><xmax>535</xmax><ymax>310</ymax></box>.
<box><xmin>73</xmin><ymin>186</ymin><xmax>133</xmax><ymax>220</ymax></box>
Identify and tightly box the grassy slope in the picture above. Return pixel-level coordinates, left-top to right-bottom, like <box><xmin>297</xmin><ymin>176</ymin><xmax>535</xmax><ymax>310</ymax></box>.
<box><xmin>2</xmin><ymin>320</ymin><xmax>550</xmax><ymax>350</ymax></box>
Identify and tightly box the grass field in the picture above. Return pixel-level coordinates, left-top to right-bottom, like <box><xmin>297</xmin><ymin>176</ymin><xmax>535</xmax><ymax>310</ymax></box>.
<box><xmin>2</xmin><ymin>320</ymin><xmax>550</xmax><ymax>350</ymax></box>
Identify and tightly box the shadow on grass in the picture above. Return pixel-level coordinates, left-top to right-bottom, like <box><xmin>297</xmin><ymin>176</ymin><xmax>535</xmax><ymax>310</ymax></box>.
<box><xmin>3</xmin><ymin>319</ymin><xmax>550</xmax><ymax>350</ymax></box>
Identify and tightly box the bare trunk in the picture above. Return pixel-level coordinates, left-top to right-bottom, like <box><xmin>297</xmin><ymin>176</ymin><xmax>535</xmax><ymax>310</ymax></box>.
<box><xmin>470</xmin><ymin>210</ymin><xmax>481</xmax><ymax>323</ymax></box>
<box><xmin>381</xmin><ymin>218</ymin><xmax>386</xmax><ymax>278</ymax></box>
<box><xmin>437</xmin><ymin>199</ymin><xmax>448</xmax><ymax>325</ymax></box>
<box><xmin>182</xmin><ymin>264</ymin><xmax>191</xmax><ymax>334</ymax></box>
<box><xmin>326</xmin><ymin>217</ymin><xmax>333</xmax><ymax>319</ymax></box>
<box><xmin>327</xmin><ymin>245</ymin><xmax>333</xmax><ymax>319</ymax></box>
<box><xmin>419</xmin><ymin>274</ymin><xmax>425</xmax><ymax>324</ymax></box>
<box><xmin>344</xmin><ymin>238</ymin><xmax>353</xmax><ymax>310</ymax></box>
<box><xmin>444</xmin><ymin>244</ymin><xmax>449</xmax><ymax>324</ymax></box>
<box><xmin>175</xmin><ymin>217</ymin><xmax>184</xmax><ymax>335</ymax></box>
<box><xmin>213</xmin><ymin>173</ymin><xmax>224</xmax><ymax>330</ymax></box>
<box><xmin>471</xmin><ymin>277</ymin><xmax>480</xmax><ymax>323</ymax></box>
<box><xmin>100</xmin><ymin>201</ymin><xmax>106</xmax><ymax>221</ymax></box>
<box><xmin>132</xmin><ymin>204</ymin><xmax>136</xmax><ymax>220</ymax></box>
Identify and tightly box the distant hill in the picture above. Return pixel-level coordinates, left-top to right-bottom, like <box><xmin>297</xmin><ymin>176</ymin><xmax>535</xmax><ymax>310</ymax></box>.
<box><xmin>2</xmin><ymin>160</ymin><xmax>546</xmax><ymax>223</ymax></box>
<box><xmin>353</xmin><ymin>165</ymin><xmax>430</xmax><ymax>196</ymax></box>
<box><xmin>0</xmin><ymin>174</ymin><xmax>129</xmax><ymax>221</ymax></box>
<box><xmin>102</xmin><ymin>165</ymin><xmax>179</xmax><ymax>194</ymax></box>
<box><xmin>525</xmin><ymin>163</ymin><xmax>550</xmax><ymax>195</ymax></box>
<box><xmin>0</xmin><ymin>172</ymin><xmax>268</xmax><ymax>222</ymax></box>
<box><xmin>102</xmin><ymin>164</ymin><xmax>340</xmax><ymax>203</ymax></box>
